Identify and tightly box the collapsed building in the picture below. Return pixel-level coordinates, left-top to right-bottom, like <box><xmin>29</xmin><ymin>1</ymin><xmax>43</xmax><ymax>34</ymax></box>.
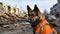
<box><xmin>50</xmin><ymin>0</ymin><xmax>60</xmax><ymax>18</ymax></box>
<box><xmin>0</xmin><ymin>2</ymin><xmax>25</xmax><ymax>17</ymax></box>
<box><xmin>0</xmin><ymin>2</ymin><xmax>27</xmax><ymax>25</ymax></box>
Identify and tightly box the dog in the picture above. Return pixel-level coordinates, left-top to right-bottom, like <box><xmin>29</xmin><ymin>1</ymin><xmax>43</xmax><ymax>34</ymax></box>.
<box><xmin>27</xmin><ymin>4</ymin><xmax>57</xmax><ymax>34</ymax></box>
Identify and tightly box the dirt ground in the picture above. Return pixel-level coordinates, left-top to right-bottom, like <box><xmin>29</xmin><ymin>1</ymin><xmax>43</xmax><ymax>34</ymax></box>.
<box><xmin>0</xmin><ymin>23</ymin><xmax>33</xmax><ymax>34</ymax></box>
<box><xmin>0</xmin><ymin>22</ymin><xmax>60</xmax><ymax>34</ymax></box>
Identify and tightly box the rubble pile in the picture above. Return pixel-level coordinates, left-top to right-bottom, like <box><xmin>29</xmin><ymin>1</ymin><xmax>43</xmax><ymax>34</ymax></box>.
<box><xmin>0</xmin><ymin>2</ymin><xmax>27</xmax><ymax>29</ymax></box>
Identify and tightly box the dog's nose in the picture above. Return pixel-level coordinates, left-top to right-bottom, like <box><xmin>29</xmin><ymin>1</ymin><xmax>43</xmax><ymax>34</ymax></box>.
<box><xmin>28</xmin><ymin>19</ymin><xmax>31</xmax><ymax>22</ymax></box>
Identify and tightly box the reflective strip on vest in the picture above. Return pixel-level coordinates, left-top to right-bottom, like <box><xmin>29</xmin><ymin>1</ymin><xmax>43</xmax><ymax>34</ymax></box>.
<box><xmin>38</xmin><ymin>23</ymin><xmax>49</xmax><ymax>34</ymax></box>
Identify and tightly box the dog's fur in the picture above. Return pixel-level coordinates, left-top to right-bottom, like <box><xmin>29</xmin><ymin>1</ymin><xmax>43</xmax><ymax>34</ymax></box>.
<box><xmin>27</xmin><ymin>4</ymin><xmax>57</xmax><ymax>34</ymax></box>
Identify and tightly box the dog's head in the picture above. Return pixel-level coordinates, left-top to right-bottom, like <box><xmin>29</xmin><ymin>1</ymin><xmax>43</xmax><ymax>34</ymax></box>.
<box><xmin>27</xmin><ymin>4</ymin><xmax>45</xmax><ymax>26</ymax></box>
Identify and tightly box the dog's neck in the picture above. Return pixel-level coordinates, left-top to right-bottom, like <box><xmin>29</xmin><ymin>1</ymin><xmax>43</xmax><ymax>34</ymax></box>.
<box><xmin>32</xmin><ymin>18</ymin><xmax>47</xmax><ymax>34</ymax></box>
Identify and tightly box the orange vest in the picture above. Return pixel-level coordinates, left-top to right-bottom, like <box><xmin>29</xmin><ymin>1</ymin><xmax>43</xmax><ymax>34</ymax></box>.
<box><xmin>36</xmin><ymin>19</ymin><xmax>57</xmax><ymax>34</ymax></box>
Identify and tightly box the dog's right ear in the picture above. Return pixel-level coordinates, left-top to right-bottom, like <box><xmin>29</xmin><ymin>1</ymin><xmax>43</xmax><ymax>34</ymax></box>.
<box><xmin>27</xmin><ymin>5</ymin><xmax>31</xmax><ymax>11</ymax></box>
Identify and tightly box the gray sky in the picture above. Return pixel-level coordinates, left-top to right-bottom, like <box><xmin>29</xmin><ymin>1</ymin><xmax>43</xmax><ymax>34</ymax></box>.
<box><xmin>0</xmin><ymin>0</ymin><xmax>57</xmax><ymax>13</ymax></box>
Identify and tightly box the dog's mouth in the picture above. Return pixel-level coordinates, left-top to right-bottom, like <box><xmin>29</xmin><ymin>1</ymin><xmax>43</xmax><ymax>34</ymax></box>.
<box><xmin>28</xmin><ymin>16</ymin><xmax>41</xmax><ymax>26</ymax></box>
<box><xmin>29</xmin><ymin>18</ymin><xmax>36</xmax><ymax>23</ymax></box>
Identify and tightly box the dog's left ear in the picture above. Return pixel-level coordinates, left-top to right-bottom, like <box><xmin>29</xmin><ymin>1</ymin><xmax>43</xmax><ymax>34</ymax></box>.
<box><xmin>33</xmin><ymin>4</ymin><xmax>40</xmax><ymax>11</ymax></box>
<box><xmin>34</xmin><ymin>4</ymin><xmax>45</xmax><ymax>20</ymax></box>
<box><xmin>33</xmin><ymin>4</ymin><xmax>41</xmax><ymax>16</ymax></box>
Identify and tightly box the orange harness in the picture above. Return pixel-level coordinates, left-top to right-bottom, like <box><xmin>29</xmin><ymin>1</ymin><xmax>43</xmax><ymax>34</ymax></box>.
<box><xmin>36</xmin><ymin>19</ymin><xmax>57</xmax><ymax>34</ymax></box>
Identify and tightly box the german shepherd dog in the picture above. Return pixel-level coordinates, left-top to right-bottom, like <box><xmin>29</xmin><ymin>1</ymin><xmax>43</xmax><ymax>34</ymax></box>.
<box><xmin>27</xmin><ymin>4</ymin><xmax>57</xmax><ymax>34</ymax></box>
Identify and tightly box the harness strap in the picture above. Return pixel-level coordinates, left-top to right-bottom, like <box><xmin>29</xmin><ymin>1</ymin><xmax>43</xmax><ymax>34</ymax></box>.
<box><xmin>37</xmin><ymin>22</ymin><xmax>49</xmax><ymax>34</ymax></box>
<box><xmin>35</xmin><ymin>19</ymin><xmax>57</xmax><ymax>34</ymax></box>
<box><xmin>51</xmin><ymin>28</ymin><xmax>57</xmax><ymax>34</ymax></box>
<box><xmin>38</xmin><ymin>23</ymin><xmax>57</xmax><ymax>34</ymax></box>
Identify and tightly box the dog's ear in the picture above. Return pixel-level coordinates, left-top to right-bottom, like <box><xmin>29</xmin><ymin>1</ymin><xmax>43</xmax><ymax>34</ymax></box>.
<box><xmin>27</xmin><ymin>5</ymin><xmax>32</xmax><ymax>17</ymax></box>
<box><xmin>34</xmin><ymin>4</ymin><xmax>40</xmax><ymax>12</ymax></box>
<box><xmin>34</xmin><ymin>4</ymin><xmax>45</xmax><ymax>20</ymax></box>
<box><xmin>27</xmin><ymin>5</ymin><xmax>31</xmax><ymax>11</ymax></box>
<box><xmin>33</xmin><ymin>4</ymin><xmax>41</xmax><ymax>16</ymax></box>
